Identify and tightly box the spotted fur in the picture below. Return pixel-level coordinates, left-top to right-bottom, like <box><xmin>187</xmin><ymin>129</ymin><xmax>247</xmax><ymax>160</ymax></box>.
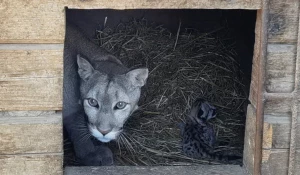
<box><xmin>181</xmin><ymin>98</ymin><xmax>241</xmax><ymax>163</ymax></box>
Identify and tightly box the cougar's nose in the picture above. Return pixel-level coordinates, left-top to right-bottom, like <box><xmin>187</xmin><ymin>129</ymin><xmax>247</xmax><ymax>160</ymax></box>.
<box><xmin>97</xmin><ymin>128</ymin><xmax>112</xmax><ymax>136</ymax></box>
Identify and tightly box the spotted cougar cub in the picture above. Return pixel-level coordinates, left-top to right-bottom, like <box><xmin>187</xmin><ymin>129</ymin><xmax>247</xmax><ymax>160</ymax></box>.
<box><xmin>180</xmin><ymin>99</ymin><xmax>241</xmax><ymax>163</ymax></box>
<box><xmin>63</xmin><ymin>21</ymin><xmax>148</xmax><ymax>165</ymax></box>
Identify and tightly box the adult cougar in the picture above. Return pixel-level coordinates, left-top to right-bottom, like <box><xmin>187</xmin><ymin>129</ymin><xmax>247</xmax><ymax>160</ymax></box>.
<box><xmin>63</xmin><ymin>21</ymin><xmax>148</xmax><ymax>165</ymax></box>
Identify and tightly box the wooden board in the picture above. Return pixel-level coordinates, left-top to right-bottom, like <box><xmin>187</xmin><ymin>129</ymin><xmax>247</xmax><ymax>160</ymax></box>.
<box><xmin>0</xmin><ymin>113</ymin><xmax>62</xmax><ymax>154</ymax></box>
<box><xmin>186</xmin><ymin>0</ymin><xmax>261</xmax><ymax>9</ymax></box>
<box><xmin>65</xmin><ymin>165</ymin><xmax>246</xmax><ymax>175</ymax></box>
<box><xmin>0</xmin><ymin>45</ymin><xmax>63</xmax><ymax>79</ymax></box>
<box><xmin>0</xmin><ymin>78</ymin><xmax>62</xmax><ymax>110</ymax></box>
<box><xmin>262</xmin><ymin>120</ymin><xmax>300</xmax><ymax>149</ymax></box>
<box><xmin>264</xmin><ymin>97</ymin><xmax>292</xmax><ymax>114</ymax></box>
<box><xmin>0</xmin><ymin>45</ymin><xmax>63</xmax><ymax>110</ymax></box>
<box><xmin>266</xmin><ymin>44</ymin><xmax>297</xmax><ymax>93</ymax></box>
<box><xmin>243</xmin><ymin>104</ymin><xmax>256</xmax><ymax>174</ymax></box>
<box><xmin>268</xmin><ymin>0</ymin><xmax>300</xmax><ymax>43</ymax></box>
<box><xmin>261</xmin><ymin>149</ymin><xmax>300</xmax><ymax>175</ymax></box>
<box><xmin>248</xmin><ymin>8</ymin><xmax>262</xmax><ymax>108</ymax></box>
<box><xmin>0</xmin><ymin>153</ymin><xmax>62</xmax><ymax>175</ymax></box>
<box><xmin>0</xmin><ymin>0</ymin><xmax>261</xmax><ymax>43</ymax></box>
<box><xmin>0</xmin><ymin>111</ymin><xmax>56</xmax><ymax>117</ymax></box>
<box><xmin>261</xmin><ymin>149</ymin><xmax>289</xmax><ymax>175</ymax></box>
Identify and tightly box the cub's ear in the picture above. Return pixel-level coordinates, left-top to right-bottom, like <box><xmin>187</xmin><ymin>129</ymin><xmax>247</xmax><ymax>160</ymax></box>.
<box><xmin>77</xmin><ymin>54</ymin><xmax>94</xmax><ymax>81</ymax></box>
<box><xmin>126</xmin><ymin>68</ymin><xmax>149</xmax><ymax>87</ymax></box>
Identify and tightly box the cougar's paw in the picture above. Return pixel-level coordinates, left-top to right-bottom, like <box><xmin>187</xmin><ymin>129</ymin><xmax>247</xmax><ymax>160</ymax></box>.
<box><xmin>79</xmin><ymin>146</ymin><xmax>114</xmax><ymax>166</ymax></box>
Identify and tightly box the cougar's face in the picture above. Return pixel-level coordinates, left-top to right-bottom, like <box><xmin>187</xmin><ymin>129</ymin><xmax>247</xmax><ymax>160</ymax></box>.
<box><xmin>77</xmin><ymin>55</ymin><xmax>148</xmax><ymax>143</ymax></box>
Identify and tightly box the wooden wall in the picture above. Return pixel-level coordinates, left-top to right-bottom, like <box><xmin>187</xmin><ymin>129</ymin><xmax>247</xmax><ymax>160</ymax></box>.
<box><xmin>259</xmin><ymin>0</ymin><xmax>300</xmax><ymax>174</ymax></box>
<box><xmin>2</xmin><ymin>0</ymin><xmax>300</xmax><ymax>175</ymax></box>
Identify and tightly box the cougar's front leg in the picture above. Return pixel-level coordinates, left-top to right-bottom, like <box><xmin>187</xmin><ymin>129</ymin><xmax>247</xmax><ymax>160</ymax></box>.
<box><xmin>63</xmin><ymin>110</ymin><xmax>114</xmax><ymax>166</ymax></box>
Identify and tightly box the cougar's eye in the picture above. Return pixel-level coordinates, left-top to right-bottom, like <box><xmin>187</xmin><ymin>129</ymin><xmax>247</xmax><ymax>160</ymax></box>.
<box><xmin>115</xmin><ymin>101</ymin><xmax>127</xmax><ymax>109</ymax></box>
<box><xmin>88</xmin><ymin>98</ymin><xmax>98</xmax><ymax>107</ymax></box>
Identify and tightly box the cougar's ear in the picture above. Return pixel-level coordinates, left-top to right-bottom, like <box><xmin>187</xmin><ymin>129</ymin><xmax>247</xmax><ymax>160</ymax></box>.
<box><xmin>126</xmin><ymin>68</ymin><xmax>149</xmax><ymax>87</ymax></box>
<box><xmin>77</xmin><ymin>54</ymin><xmax>94</xmax><ymax>81</ymax></box>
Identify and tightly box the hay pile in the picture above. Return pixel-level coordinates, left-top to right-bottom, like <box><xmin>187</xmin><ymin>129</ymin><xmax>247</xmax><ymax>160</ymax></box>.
<box><xmin>95</xmin><ymin>19</ymin><xmax>248</xmax><ymax>165</ymax></box>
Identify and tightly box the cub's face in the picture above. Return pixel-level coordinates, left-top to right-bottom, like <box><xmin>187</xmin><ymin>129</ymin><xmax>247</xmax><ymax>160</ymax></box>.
<box><xmin>77</xmin><ymin>55</ymin><xmax>148</xmax><ymax>143</ymax></box>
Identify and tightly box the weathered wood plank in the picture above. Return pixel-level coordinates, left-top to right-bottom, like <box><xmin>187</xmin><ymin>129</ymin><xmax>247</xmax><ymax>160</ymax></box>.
<box><xmin>243</xmin><ymin>104</ymin><xmax>256</xmax><ymax>174</ymax></box>
<box><xmin>261</xmin><ymin>149</ymin><xmax>289</xmax><ymax>175</ymax></box>
<box><xmin>187</xmin><ymin>0</ymin><xmax>261</xmax><ymax>9</ymax></box>
<box><xmin>0</xmin><ymin>78</ymin><xmax>62</xmax><ymax>110</ymax></box>
<box><xmin>0</xmin><ymin>111</ymin><xmax>56</xmax><ymax>117</ymax></box>
<box><xmin>264</xmin><ymin>97</ymin><xmax>292</xmax><ymax>114</ymax></box>
<box><xmin>249</xmin><ymin>83</ymin><xmax>258</xmax><ymax>108</ymax></box>
<box><xmin>0</xmin><ymin>46</ymin><xmax>63</xmax><ymax>110</ymax></box>
<box><xmin>65</xmin><ymin>165</ymin><xmax>246</xmax><ymax>175</ymax></box>
<box><xmin>262</xmin><ymin>113</ymin><xmax>300</xmax><ymax>174</ymax></box>
<box><xmin>0</xmin><ymin>0</ymin><xmax>261</xmax><ymax>43</ymax></box>
<box><xmin>262</xmin><ymin>121</ymin><xmax>296</xmax><ymax>149</ymax></box>
<box><xmin>0</xmin><ymin>113</ymin><xmax>62</xmax><ymax>154</ymax></box>
<box><xmin>0</xmin><ymin>153</ymin><xmax>62</xmax><ymax>175</ymax></box>
<box><xmin>261</xmin><ymin>149</ymin><xmax>300</xmax><ymax>175</ymax></box>
<box><xmin>0</xmin><ymin>46</ymin><xmax>63</xmax><ymax>79</ymax></box>
<box><xmin>262</xmin><ymin>122</ymin><xmax>273</xmax><ymax>149</ymax></box>
<box><xmin>266</xmin><ymin>44</ymin><xmax>297</xmax><ymax>93</ymax></box>
<box><xmin>268</xmin><ymin>0</ymin><xmax>300</xmax><ymax>43</ymax></box>
<box><xmin>248</xmin><ymin>8</ymin><xmax>262</xmax><ymax>108</ymax></box>
<box><xmin>264</xmin><ymin>94</ymin><xmax>300</xmax><ymax>119</ymax></box>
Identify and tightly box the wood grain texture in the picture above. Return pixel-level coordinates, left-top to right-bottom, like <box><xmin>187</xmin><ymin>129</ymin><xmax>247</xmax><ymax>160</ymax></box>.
<box><xmin>0</xmin><ymin>153</ymin><xmax>62</xmax><ymax>175</ymax></box>
<box><xmin>266</xmin><ymin>44</ymin><xmax>297</xmax><ymax>93</ymax></box>
<box><xmin>0</xmin><ymin>113</ymin><xmax>62</xmax><ymax>154</ymax></box>
<box><xmin>261</xmin><ymin>149</ymin><xmax>289</xmax><ymax>175</ymax></box>
<box><xmin>262</xmin><ymin>122</ymin><xmax>273</xmax><ymax>149</ymax></box>
<box><xmin>264</xmin><ymin>97</ymin><xmax>292</xmax><ymax>114</ymax></box>
<box><xmin>0</xmin><ymin>0</ymin><xmax>261</xmax><ymax>43</ymax></box>
<box><xmin>0</xmin><ymin>47</ymin><xmax>63</xmax><ymax>110</ymax></box>
<box><xmin>261</xmin><ymin>149</ymin><xmax>300</xmax><ymax>175</ymax></box>
<box><xmin>243</xmin><ymin>104</ymin><xmax>256</xmax><ymax>174</ymax></box>
<box><xmin>262</xmin><ymin>120</ymin><xmax>300</xmax><ymax>149</ymax></box>
<box><xmin>248</xmin><ymin>8</ymin><xmax>262</xmax><ymax>109</ymax></box>
<box><xmin>268</xmin><ymin>0</ymin><xmax>299</xmax><ymax>43</ymax></box>
<box><xmin>0</xmin><ymin>48</ymin><xmax>63</xmax><ymax>79</ymax></box>
<box><xmin>0</xmin><ymin>78</ymin><xmax>63</xmax><ymax>110</ymax></box>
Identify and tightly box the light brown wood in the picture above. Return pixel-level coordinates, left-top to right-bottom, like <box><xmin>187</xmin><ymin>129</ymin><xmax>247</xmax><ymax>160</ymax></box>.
<box><xmin>0</xmin><ymin>47</ymin><xmax>63</xmax><ymax>110</ymax></box>
<box><xmin>266</xmin><ymin>44</ymin><xmax>297</xmax><ymax>93</ymax></box>
<box><xmin>0</xmin><ymin>78</ymin><xmax>62</xmax><ymax>110</ymax></box>
<box><xmin>0</xmin><ymin>153</ymin><xmax>63</xmax><ymax>175</ymax></box>
<box><xmin>262</xmin><ymin>120</ymin><xmax>300</xmax><ymax>149</ymax></box>
<box><xmin>243</xmin><ymin>104</ymin><xmax>256</xmax><ymax>174</ymax></box>
<box><xmin>0</xmin><ymin>45</ymin><xmax>63</xmax><ymax>79</ymax></box>
<box><xmin>262</xmin><ymin>122</ymin><xmax>272</xmax><ymax>149</ymax></box>
<box><xmin>268</xmin><ymin>0</ymin><xmax>300</xmax><ymax>43</ymax></box>
<box><xmin>0</xmin><ymin>113</ymin><xmax>62</xmax><ymax>154</ymax></box>
<box><xmin>0</xmin><ymin>0</ymin><xmax>262</xmax><ymax>44</ymax></box>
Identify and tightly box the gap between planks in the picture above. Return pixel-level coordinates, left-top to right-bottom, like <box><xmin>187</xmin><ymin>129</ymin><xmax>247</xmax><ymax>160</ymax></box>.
<box><xmin>0</xmin><ymin>44</ymin><xmax>64</xmax><ymax>50</ymax></box>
